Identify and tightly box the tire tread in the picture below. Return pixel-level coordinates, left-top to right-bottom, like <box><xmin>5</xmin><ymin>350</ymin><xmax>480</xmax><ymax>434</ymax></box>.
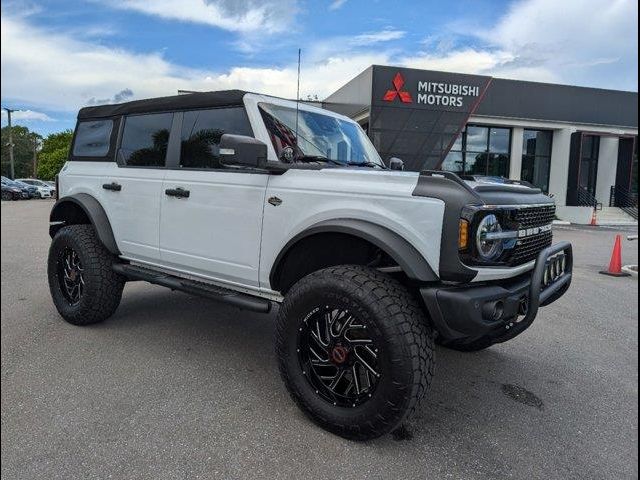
<box><xmin>275</xmin><ymin>265</ymin><xmax>434</xmax><ymax>440</ymax></box>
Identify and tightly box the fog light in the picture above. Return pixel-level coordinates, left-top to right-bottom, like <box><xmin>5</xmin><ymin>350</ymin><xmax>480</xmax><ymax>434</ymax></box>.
<box><xmin>482</xmin><ymin>300</ymin><xmax>505</xmax><ymax>321</ymax></box>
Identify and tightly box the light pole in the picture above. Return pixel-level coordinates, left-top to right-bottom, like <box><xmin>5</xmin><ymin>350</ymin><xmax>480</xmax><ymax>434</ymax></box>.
<box><xmin>3</xmin><ymin>107</ymin><xmax>16</xmax><ymax>179</ymax></box>
<box><xmin>32</xmin><ymin>133</ymin><xmax>41</xmax><ymax>177</ymax></box>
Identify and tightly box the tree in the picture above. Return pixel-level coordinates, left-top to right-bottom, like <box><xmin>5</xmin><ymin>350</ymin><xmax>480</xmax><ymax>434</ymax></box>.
<box><xmin>37</xmin><ymin>130</ymin><xmax>73</xmax><ymax>180</ymax></box>
<box><xmin>1</xmin><ymin>125</ymin><xmax>40</xmax><ymax>178</ymax></box>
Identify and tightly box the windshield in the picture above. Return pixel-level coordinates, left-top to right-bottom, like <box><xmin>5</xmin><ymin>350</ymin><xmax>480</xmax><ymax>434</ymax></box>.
<box><xmin>259</xmin><ymin>103</ymin><xmax>383</xmax><ymax>167</ymax></box>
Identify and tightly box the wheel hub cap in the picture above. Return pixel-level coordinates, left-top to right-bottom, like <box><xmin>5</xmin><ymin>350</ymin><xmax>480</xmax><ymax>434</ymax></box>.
<box><xmin>330</xmin><ymin>345</ymin><xmax>349</xmax><ymax>365</ymax></box>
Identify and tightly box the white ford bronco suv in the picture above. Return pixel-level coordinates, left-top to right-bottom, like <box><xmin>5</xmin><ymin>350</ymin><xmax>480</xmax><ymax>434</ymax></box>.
<box><xmin>48</xmin><ymin>90</ymin><xmax>572</xmax><ymax>440</ymax></box>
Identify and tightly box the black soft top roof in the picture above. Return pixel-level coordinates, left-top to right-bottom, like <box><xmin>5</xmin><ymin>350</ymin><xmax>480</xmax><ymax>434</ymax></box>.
<box><xmin>77</xmin><ymin>90</ymin><xmax>248</xmax><ymax>120</ymax></box>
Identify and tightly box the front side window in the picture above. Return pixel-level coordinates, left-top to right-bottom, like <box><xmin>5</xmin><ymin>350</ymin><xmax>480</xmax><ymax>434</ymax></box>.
<box><xmin>442</xmin><ymin>125</ymin><xmax>511</xmax><ymax>177</ymax></box>
<box><xmin>521</xmin><ymin>129</ymin><xmax>553</xmax><ymax>192</ymax></box>
<box><xmin>180</xmin><ymin>107</ymin><xmax>253</xmax><ymax>169</ymax></box>
<box><xmin>73</xmin><ymin>119</ymin><xmax>113</xmax><ymax>157</ymax></box>
<box><xmin>119</xmin><ymin>113</ymin><xmax>173</xmax><ymax>167</ymax></box>
<box><xmin>259</xmin><ymin>103</ymin><xmax>384</xmax><ymax>167</ymax></box>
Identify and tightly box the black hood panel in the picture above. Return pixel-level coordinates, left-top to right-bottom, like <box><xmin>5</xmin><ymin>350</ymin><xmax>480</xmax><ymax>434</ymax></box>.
<box><xmin>471</xmin><ymin>184</ymin><xmax>554</xmax><ymax>206</ymax></box>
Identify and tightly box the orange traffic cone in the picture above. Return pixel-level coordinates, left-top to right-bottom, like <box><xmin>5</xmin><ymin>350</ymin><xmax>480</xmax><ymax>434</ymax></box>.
<box><xmin>589</xmin><ymin>208</ymin><xmax>597</xmax><ymax>226</ymax></box>
<box><xmin>599</xmin><ymin>235</ymin><xmax>631</xmax><ymax>277</ymax></box>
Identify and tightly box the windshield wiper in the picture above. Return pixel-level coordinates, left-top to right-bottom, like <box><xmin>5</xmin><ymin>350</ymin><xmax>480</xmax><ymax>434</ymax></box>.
<box><xmin>295</xmin><ymin>155</ymin><xmax>345</xmax><ymax>166</ymax></box>
<box><xmin>350</xmin><ymin>161</ymin><xmax>387</xmax><ymax>169</ymax></box>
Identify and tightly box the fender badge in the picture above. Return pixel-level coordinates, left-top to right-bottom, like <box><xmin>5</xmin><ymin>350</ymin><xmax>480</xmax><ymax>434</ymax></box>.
<box><xmin>268</xmin><ymin>196</ymin><xmax>282</xmax><ymax>207</ymax></box>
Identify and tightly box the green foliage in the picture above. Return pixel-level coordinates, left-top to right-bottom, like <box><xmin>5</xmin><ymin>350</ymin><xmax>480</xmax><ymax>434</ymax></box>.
<box><xmin>1</xmin><ymin>125</ymin><xmax>41</xmax><ymax>178</ymax></box>
<box><xmin>37</xmin><ymin>130</ymin><xmax>73</xmax><ymax>180</ymax></box>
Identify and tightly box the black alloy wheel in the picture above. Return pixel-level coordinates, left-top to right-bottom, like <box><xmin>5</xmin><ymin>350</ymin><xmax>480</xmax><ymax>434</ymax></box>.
<box><xmin>298</xmin><ymin>306</ymin><xmax>380</xmax><ymax>407</ymax></box>
<box><xmin>57</xmin><ymin>247</ymin><xmax>85</xmax><ymax>305</ymax></box>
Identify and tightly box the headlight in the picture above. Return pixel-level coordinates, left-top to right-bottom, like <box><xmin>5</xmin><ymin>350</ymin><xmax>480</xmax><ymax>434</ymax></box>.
<box><xmin>476</xmin><ymin>214</ymin><xmax>504</xmax><ymax>261</ymax></box>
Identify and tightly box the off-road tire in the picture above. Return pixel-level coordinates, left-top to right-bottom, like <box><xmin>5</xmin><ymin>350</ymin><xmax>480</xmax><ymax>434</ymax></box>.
<box><xmin>276</xmin><ymin>265</ymin><xmax>435</xmax><ymax>440</ymax></box>
<box><xmin>48</xmin><ymin>224</ymin><xmax>125</xmax><ymax>325</ymax></box>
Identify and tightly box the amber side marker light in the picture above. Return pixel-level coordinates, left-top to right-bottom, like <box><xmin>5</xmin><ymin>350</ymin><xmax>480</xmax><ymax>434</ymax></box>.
<box><xmin>459</xmin><ymin>219</ymin><xmax>469</xmax><ymax>250</ymax></box>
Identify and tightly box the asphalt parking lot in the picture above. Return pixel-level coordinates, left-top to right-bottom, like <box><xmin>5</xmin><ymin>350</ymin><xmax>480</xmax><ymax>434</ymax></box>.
<box><xmin>1</xmin><ymin>199</ymin><xmax>638</xmax><ymax>480</ymax></box>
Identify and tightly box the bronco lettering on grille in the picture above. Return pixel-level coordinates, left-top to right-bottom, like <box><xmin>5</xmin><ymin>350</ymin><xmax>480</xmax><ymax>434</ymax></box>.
<box><xmin>518</xmin><ymin>223</ymin><xmax>552</xmax><ymax>238</ymax></box>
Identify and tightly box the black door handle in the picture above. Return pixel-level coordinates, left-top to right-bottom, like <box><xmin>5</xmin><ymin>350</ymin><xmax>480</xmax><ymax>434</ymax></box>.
<box><xmin>165</xmin><ymin>187</ymin><xmax>190</xmax><ymax>198</ymax></box>
<box><xmin>102</xmin><ymin>182</ymin><xmax>122</xmax><ymax>191</ymax></box>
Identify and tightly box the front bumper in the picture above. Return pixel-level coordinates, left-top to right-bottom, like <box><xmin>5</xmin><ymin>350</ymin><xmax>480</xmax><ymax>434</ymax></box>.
<box><xmin>421</xmin><ymin>242</ymin><xmax>573</xmax><ymax>347</ymax></box>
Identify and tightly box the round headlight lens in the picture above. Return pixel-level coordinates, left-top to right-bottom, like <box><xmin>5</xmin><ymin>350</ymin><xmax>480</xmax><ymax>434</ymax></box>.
<box><xmin>476</xmin><ymin>214</ymin><xmax>504</xmax><ymax>261</ymax></box>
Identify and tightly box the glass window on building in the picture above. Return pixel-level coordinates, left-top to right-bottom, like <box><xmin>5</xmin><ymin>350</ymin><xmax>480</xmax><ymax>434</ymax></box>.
<box><xmin>442</xmin><ymin>125</ymin><xmax>511</xmax><ymax>177</ymax></box>
<box><xmin>521</xmin><ymin>129</ymin><xmax>553</xmax><ymax>192</ymax></box>
<box><xmin>632</xmin><ymin>138</ymin><xmax>638</xmax><ymax>194</ymax></box>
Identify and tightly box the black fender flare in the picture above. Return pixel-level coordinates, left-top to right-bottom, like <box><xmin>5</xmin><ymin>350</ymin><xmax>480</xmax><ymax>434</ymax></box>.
<box><xmin>269</xmin><ymin>218</ymin><xmax>438</xmax><ymax>289</ymax></box>
<box><xmin>49</xmin><ymin>193</ymin><xmax>120</xmax><ymax>255</ymax></box>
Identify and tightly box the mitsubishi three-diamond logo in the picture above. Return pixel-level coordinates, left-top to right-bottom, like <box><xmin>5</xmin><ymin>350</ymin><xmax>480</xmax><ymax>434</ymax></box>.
<box><xmin>383</xmin><ymin>72</ymin><xmax>412</xmax><ymax>103</ymax></box>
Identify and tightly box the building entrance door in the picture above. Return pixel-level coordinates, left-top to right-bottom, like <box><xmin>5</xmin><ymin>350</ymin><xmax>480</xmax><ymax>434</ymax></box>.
<box><xmin>579</xmin><ymin>135</ymin><xmax>600</xmax><ymax>196</ymax></box>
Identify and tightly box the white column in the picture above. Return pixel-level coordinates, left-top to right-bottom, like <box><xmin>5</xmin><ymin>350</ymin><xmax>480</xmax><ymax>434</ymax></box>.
<box><xmin>509</xmin><ymin>127</ymin><xmax>524</xmax><ymax>180</ymax></box>
<box><xmin>596</xmin><ymin>136</ymin><xmax>619</xmax><ymax>204</ymax></box>
<box><xmin>547</xmin><ymin>128</ymin><xmax>574</xmax><ymax>206</ymax></box>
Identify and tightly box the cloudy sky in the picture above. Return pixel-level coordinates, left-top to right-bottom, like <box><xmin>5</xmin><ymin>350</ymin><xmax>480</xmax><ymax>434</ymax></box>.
<box><xmin>1</xmin><ymin>0</ymin><xmax>637</xmax><ymax>135</ymax></box>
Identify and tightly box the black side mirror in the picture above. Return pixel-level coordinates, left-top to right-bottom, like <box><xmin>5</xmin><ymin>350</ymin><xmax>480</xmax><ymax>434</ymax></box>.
<box><xmin>219</xmin><ymin>134</ymin><xmax>267</xmax><ymax>169</ymax></box>
<box><xmin>389</xmin><ymin>157</ymin><xmax>404</xmax><ymax>171</ymax></box>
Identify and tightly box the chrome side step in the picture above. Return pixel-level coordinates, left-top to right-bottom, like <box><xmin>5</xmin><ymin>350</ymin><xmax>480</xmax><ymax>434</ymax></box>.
<box><xmin>112</xmin><ymin>264</ymin><xmax>271</xmax><ymax>313</ymax></box>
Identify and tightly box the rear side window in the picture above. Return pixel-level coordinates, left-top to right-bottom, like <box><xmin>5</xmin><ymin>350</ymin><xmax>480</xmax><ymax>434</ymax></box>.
<box><xmin>119</xmin><ymin>113</ymin><xmax>173</xmax><ymax>167</ymax></box>
<box><xmin>180</xmin><ymin>107</ymin><xmax>253</xmax><ymax>169</ymax></box>
<box><xmin>73</xmin><ymin>120</ymin><xmax>113</xmax><ymax>157</ymax></box>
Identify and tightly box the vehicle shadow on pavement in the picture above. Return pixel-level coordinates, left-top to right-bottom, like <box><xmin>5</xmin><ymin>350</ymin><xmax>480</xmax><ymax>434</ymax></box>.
<box><xmin>99</xmin><ymin>284</ymin><xmax>548</xmax><ymax>446</ymax></box>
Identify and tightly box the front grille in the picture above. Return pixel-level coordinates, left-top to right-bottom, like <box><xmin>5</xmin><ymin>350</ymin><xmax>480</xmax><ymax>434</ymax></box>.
<box><xmin>510</xmin><ymin>230</ymin><xmax>553</xmax><ymax>265</ymax></box>
<box><xmin>507</xmin><ymin>204</ymin><xmax>555</xmax><ymax>265</ymax></box>
<box><xmin>514</xmin><ymin>204</ymin><xmax>556</xmax><ymax>229</ymax></box>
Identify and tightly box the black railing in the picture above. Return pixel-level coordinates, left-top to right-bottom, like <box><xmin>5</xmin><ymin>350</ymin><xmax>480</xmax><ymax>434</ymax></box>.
<box><xmin>576</xmin><ymin>186</ymin><xmax>602</xmax><ymax>210</ymax></box>
<box><xmin>609</xmin><ymin>185</ymin><xmax>638</xmax><ymax>220</ymax></box>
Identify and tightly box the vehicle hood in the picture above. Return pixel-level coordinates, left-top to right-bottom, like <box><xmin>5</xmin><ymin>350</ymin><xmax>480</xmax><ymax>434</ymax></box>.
<box><xmin>463</xmin><ymin>179</ymin><xmax>554</xmax><ymax>206</ymax></box>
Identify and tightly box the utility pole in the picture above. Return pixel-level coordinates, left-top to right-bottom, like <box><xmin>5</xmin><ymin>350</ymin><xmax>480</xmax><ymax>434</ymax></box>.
<box><xmin>3</xmin><ymin>107</ymin><xmax>16</xmax><ymax>179</ymax></box>
<box><xmin>32</xmin><ymin>134</ymin><xmax>39</xmax><ymax>177</ymax></box>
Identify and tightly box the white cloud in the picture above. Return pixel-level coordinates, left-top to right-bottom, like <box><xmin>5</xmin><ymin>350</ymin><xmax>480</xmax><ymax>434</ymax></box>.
<box><xmin>402</xmin><ymin>0</ymin><xmax>637</xmax><ymax>89</ymax></box>
<box><xmin>402</xmin><ymin>49</ymin><xmax>518</xmax><ymax>77</ymax></box>
<box><xmin>351</xmin><ymin>29</ymin><xmax>406</xmax><ymax>46</ymax></box>
<box><xmin>0</xmin><ymin>14</ymin><xmax>387</xmax><ymax>112</ymax></box>
<box><xmin>105</xmin><ymin>0</ymin><xmax>298</xmax><ymax>34</ymax></box>
<box><xmin>329</xmin><ymin>0</ymin><xmax>347</xmax><ymax>11</ymax></box>
<box><xmin>0</xmin><ymin>109</ymin><xmax>54</xmax><ymax>122</ymax></box>
<box><xmin>1</xmin><ymin>0</ymin><xmax>636</xmax><ymax>123</ymax></box>
<box><xmin>479</xmin><ymin>0</ymin><xmax>638</xmax><ymax>88</ymax></box>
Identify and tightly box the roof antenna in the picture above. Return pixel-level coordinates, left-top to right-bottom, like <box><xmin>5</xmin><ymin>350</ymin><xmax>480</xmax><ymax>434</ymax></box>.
<box><xmin>295</xmin><ymin>48</ymin><xmax>301</xmax><ymax>146</ymax></box>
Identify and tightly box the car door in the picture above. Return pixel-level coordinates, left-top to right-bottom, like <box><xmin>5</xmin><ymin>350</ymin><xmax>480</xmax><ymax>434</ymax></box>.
<box><xmin>99</xmin><ymin>113</ymin><xmax>175</xmax><ymax>264</ymax></box>
<box><xmin>159</xmin><ymin>108</ymin><xmax>268</xmax><ymax>287</ymax></box>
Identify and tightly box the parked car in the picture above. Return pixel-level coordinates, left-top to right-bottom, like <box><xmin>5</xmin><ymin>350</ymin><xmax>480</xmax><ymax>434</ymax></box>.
<box><xmin>47</xmin><ymin>90</ymin><xmax>573</xmax><ymax>441</ymax></box>
<box><xmin>12</xmin><ymin>180</ymin><xmax>38</xmax><ymax>198</ymax></box>
<box><xmin>1</xmin><ymin>182</ymin><xmax>24</xmax><ymax>200</ymax></box>
<box><xmin>1</xmin><ymin>177</ymin><xmax>30</xmax><ymax>199</ymax></box>
<box><xmin>16</xmin><ymin>178</ymin><xmax>55</xmax><ymax>198</ymax></box>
